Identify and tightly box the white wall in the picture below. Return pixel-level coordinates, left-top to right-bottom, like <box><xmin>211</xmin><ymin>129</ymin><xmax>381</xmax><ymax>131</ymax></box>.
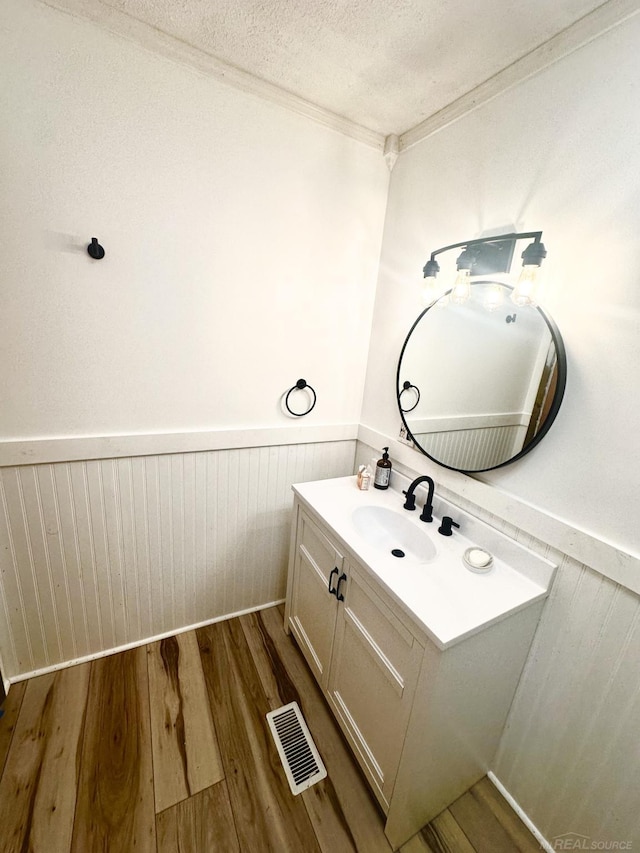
<box><xmin>0</xmin><ymin>0</ymin><xmax>388</xmax><ymax>678</ymax></box>
<box><xmin>362</xmin><ymin>13</ymin><xmax>640</xmax><ymax>558</ymax></box>
<box><xmin>0</xmin><ymin>0</ymin><xmax>389</xmax><ymax>442</ymax></box>
<box><xmin>361</xmin><ymin>13</ymin><xmax>640</xmax><ymax>848</ymax></box>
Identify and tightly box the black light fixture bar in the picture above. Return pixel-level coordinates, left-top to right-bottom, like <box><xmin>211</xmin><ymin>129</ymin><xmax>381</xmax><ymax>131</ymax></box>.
<box><xmin>423</xmin><ymin>230</ymin><xmax>544</xmax><ymax>278</ymax></box>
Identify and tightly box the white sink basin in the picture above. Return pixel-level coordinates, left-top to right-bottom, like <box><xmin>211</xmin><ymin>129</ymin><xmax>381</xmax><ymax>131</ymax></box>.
<box><xmin>351</xmin><ymin>505</ymin><xmax>437</xmax><ymax>563</ymax></box>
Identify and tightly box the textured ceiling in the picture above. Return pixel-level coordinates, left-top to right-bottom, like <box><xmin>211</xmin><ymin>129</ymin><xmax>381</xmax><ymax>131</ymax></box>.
<box><xmin>91</xmin><ymin>0</ymin><xmax>605</xmax><ymax>134</ymax></box>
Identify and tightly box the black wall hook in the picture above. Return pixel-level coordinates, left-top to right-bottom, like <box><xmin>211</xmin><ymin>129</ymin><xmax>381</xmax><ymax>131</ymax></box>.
<box><xmin>87</xmin><ymin>237</ymin><xmax>105</xmax><ymax>260</ymax></box>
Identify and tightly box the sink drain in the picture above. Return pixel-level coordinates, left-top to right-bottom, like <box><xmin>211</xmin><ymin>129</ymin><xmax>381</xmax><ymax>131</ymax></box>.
<box><xmin>391</xmin><ymin>549</ymin><xmax>405</xmax><ymax>558</ymax></box>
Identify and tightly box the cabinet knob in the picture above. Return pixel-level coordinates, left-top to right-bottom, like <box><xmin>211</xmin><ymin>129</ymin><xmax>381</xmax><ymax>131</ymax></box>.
<box><xmin>336</xmin><ymin>572</ymin><xmax>347</xmax><ymax>602</ymax></box>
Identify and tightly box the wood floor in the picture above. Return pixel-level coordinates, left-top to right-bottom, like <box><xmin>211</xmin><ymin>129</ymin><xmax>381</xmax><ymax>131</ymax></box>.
<box><xmin>0</xmin><ymin>605</ymin><xmax>541</xmax><ymax>852</ymax></box>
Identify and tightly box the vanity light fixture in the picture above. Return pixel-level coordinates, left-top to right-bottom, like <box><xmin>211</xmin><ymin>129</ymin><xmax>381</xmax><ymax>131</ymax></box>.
<box><xmin>421</xmin><ymin>231</ymin><xmax>547</xmax><ymax>307</ymax></box>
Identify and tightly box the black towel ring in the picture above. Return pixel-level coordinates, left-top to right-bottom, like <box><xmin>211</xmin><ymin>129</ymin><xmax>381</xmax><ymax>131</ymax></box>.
<box><xmin>285</xmin><ymin>379</ymin><xmax>317</xmax><ymax>417</ymax></box>
<box><xmin>399</xmin><ymin>380</ymin><xmax>420</xmax><ymax>413</ymax></box>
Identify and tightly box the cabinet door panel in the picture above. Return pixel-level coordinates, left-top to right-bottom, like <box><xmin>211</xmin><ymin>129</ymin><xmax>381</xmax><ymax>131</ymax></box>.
<box><xmin>288</xmin><ymin>511</ymin><xmax>342</xmax><ymax>688</ymax></box>
<box><xmin>340</xmin><ymin>568</ymin><xmax>419</xmax><ymax>692</ymax></box>
<box><xmin>328</xmin><ymin>566</ymin><xmax>423</xmax><ymax>807</ymax></box>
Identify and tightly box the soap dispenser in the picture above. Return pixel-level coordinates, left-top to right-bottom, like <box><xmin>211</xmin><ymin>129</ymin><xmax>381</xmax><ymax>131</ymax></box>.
<box><xmin>374</xmin><ymin>447</ymin><xmax>392</xmax><ymax>490</ymax></box>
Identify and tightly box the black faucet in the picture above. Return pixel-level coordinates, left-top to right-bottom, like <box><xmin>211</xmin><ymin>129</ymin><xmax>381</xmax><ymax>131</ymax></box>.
<box><xmin>402</xmin><ymin>475</ymin><xmax>435</xmax><ymax>522</ymax></box>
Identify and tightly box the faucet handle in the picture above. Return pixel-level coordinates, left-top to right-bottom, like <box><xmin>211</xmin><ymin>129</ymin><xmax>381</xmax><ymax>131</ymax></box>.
<box><xmin>419</xmin><ymin>503</ymin><xmax>433</xmax><ymax>522</ymax></box>
<box><xmin>438</xmin><ymin>516</ymin><xmax>460</xmax><ymax>536</ymax></box>
<box><xmin>402</xmin><ymin>490</ymin><xmax>416</xmax><ymax>511</ymax></box>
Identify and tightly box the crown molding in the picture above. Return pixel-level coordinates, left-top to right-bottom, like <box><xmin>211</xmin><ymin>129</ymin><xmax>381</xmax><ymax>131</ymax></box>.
<box><xmin>39</xmin><ymin>0</ymin><xmax>385</xmax><ymax>151</ymax></box>
<box><xmin>38</xmin><ymin>0</ymin><xmax>640</xmax><ymax>160</ymax></box>
<box><xmin>383</xmin><ymin>134</ymin><xmax>400</xmax><ymax>171</ymax></box>
<box><xmin>399</xmin><ymin>0</ymin><xmax>640</xmax><ymax>152</ymax></box>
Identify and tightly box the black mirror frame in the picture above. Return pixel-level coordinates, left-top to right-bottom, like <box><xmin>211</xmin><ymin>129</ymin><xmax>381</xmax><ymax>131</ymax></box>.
<box><xmin>396</xmin><ymin>286</ymin><xmax>568</xmax><ymax>473</ymax></box>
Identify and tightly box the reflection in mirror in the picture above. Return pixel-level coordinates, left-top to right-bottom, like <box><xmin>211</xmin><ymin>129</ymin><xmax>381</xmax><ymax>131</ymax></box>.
<box><xmin>397</xmin><ymin>281</ymin><xmax>566</xmax><ymax>473</ymax></box>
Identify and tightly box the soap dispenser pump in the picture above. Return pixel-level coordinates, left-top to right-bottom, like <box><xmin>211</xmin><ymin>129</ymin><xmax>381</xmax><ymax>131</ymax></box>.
<box><xmin>374</xmin><ymin>447</ymin><xmax>392</xmax><ymax>490</ymax></box>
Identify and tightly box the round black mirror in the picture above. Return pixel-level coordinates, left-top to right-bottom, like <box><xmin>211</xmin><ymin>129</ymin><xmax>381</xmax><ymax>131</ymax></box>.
<box><xmin>397</xmin><ymin>280</ymin><xmax>567</xmax><ymax>473</ymax></box>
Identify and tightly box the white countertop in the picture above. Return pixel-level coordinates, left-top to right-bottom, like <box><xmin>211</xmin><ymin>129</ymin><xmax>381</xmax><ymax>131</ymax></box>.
<box><xmin>292</xmin><ymin>475</ymin><xmax>556</xmax><ymax>650</ymax></box>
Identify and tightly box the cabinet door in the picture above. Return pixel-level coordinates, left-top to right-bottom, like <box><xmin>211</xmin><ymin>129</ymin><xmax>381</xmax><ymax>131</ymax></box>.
<box><xmin>327</xmin><ymin>561</ymin><xmax>424</xmax><ymax>810</ymax></box>
<box><xmin>288</xmin><ymin>509</ymin><xmax>343</xmax><ymax>689</ymax></box>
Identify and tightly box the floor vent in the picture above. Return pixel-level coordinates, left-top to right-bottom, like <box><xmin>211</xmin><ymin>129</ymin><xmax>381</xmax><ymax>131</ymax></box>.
<box><xmin>266</xmin><ymin>701</ymin><xmax>327</xmax><ymax>795</ymax></box>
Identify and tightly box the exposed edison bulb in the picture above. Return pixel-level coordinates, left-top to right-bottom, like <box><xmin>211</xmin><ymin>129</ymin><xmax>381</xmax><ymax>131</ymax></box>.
<box><xmin>450</xmin><ymin>268</ymin><xmax>471</xmax><ymax>304</ymax></box>
<box><xmin>421</xmin><ymin>275</ymin><xmax>441</xmax><ymax>306</ymax></box>
<box><xmin>512</xmin><ymin>264</ymin><xmax>541</xmax><ymax>306</ymax></box>
<box><xmin>484</xmin><ymin>283</ymin><xmax>505</xmax><ymax>312</ymax></box>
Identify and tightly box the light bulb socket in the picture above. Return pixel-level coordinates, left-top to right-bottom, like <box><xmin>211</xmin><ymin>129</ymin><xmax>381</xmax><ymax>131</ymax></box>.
<box><xmin>521</xmin><ymin>240</ymin><xmax>547</xmax><ymax>267</ymax></box>
<box><xmin>456</xmin><ymin>248</ymin><xmax>474</xmax><ymax>271</ymax></box>
<box><xmin>423</xmin><ymin>258</ymin><xmax>440</xmax><ymax>278</ymax></box>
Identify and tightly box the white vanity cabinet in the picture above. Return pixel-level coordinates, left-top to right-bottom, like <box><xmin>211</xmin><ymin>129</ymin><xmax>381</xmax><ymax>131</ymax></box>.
<box><xmin>285</xmin><ymin>506</ymin><xmax>423</xmax><ymax>807</ymax></box>
<box><xmin>286</xmin><ymin>509</ymin><xmax>343</xmax><ymax>689</ymax></box>
<box><xmin>284</xmin><ymin>487</ymin><xmax>550</xmax><ymax>850</ymax></box>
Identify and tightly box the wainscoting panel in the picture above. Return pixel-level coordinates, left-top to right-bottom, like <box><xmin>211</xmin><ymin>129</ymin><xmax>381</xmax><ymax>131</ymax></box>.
<box><xmin>407</xmin><ymin>412</ymin><xmax>528</xmax><ymax>472</ymax></box>
<box><xmin>494</xmin><ymin>557</ymin><xmax>640</xmax><ymax>846</ymax></box>
<box><xmin>413</xmin><ymin>424</ymin><xmax>523</xmax><ymax>472</ymax></box>
<box><xmin>0</xmin><ymin>440</ymin><xmax>356</xmax><ymax>679</ymax></box>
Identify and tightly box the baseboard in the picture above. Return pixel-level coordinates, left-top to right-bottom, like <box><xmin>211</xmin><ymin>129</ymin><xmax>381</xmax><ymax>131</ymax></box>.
<box><xmin>7</xmin><ymin>598</ymin><xmax>285</xmax><ymax>684</ymax></box>
<box><xmin>488</xmin><ymin>771</ymin><xmax>552</xmax><ymax>852</ymax></box>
